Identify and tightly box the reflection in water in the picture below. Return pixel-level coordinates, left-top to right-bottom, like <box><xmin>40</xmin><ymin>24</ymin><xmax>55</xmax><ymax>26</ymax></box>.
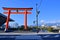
<box><xmin>0</xmin><ymin>35</ymin><xmax>42</xmax><ymax>40</ymax></box>
<box><xmin>0</xmin><ymin>34</ymin><xmax>60</xmax><ymax>40</ymax></box>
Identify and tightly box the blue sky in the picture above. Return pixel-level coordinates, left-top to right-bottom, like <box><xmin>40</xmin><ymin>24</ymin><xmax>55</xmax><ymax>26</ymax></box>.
<box><xmin>0</xmin><ymin>0</ymin><xmax>60</xmax><ymax>26</ymax></box>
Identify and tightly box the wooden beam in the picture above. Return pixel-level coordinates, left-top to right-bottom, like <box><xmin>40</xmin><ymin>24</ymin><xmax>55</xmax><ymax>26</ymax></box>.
<box><xmin>4</xmin><ymin>12</ymin><xmax>31</xmax><ymax>14</ymax></box>
<box><xmin>3</xmin><ymin>7</ymin><xmax>33</xmax><ymax>10</ymax></box>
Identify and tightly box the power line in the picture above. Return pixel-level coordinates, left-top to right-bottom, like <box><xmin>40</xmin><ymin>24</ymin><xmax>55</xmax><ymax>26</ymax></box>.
<box><xmin>38</xmin><ymin>0</ymin><xmax>43</xmax><ymax>9</ymax></box>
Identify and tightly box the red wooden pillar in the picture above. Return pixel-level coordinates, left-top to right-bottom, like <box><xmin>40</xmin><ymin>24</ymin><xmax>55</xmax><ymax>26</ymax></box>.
<box><xmin>24</xmin><ymin>10</ymin><xmax>27</xmax><ymax>30</ymax></box>
<box><xmin>5</xmin><ymin>10</ymin><xmax>11</xmax><ymax>31</ymax></box>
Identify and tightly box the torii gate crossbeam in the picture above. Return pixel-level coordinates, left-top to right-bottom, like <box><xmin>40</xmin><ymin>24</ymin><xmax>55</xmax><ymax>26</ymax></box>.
<box><xmin>3</xmin><ymin>7</ymin><xmax>33</xmax><ymax>31</ymax></box>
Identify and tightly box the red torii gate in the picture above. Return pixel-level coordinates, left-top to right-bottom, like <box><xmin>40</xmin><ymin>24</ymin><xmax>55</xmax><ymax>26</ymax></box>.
<box><xmin>3</xmin><ymin>7</ymin><xmax>33</xmax><ymax>31</ymax></box>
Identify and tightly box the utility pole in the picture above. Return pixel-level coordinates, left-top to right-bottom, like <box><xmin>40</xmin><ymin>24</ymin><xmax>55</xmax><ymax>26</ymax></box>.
<box><xmin>36</xmin><ymin>4</ymin><xmax>40</xmax><ymax>28</ymax></box>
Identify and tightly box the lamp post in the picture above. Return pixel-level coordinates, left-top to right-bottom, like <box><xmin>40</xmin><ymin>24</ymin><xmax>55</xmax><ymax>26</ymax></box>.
<box><xmin>36</xmin><ymin>4</ymin><xmax>40</xmax><ymax>28</ymax></box>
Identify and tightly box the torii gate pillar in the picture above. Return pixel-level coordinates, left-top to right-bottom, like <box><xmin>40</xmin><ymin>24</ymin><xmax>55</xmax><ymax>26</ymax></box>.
<box><xmin>3</xmin><ymin>7</ymin><xmax>33</xmax><ymax>31</ymax></box>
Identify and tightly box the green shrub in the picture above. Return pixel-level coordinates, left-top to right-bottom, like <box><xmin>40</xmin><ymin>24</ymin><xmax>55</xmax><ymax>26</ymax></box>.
<box><xmin>47</xmin><ymin>27</ymin><xmax>53</xmax><ymax>32</ymax></box>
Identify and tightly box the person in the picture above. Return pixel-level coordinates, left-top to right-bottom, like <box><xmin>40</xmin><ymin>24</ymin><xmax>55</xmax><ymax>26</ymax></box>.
<box><xmin>37</xmin><ymin>28</ymin><xmax>40</xmax><ymax>33</ymax></box>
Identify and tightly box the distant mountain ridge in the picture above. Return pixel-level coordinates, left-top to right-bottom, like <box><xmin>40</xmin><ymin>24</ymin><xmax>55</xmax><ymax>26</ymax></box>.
<box><xmin>32</xmin><ymin>22</ymin><xmax>60</xmax><ymax>27</ymax></box>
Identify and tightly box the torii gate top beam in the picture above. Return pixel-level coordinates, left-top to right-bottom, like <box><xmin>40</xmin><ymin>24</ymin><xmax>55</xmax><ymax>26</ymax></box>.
<box><xmin>3</xmin><ymin>7</ymin><xmax>33</xmax><ymax>10</ymax></box>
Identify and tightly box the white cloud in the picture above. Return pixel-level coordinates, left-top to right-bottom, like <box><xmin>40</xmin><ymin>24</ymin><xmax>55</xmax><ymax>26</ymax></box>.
<box><xmin>40</xmin><ymin>20</ymin><xmax>60</xmax><ymax>24</ymax></box>
<box><xmin>40</xmin><ymin>20</ymin><xmax>45</xmax><ymax>23</ymax></box>
<box><xmin>56</xmin><ymin>20</ymin><xmax>60</xmax><ymax>22</ymax></box>
<box><xmin>46</xmin><ymin>21</ymin><xmax>56</xmax><ymax>23</ymax></box>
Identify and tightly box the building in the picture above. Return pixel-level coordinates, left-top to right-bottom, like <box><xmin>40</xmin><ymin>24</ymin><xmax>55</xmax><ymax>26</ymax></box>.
<box><xmin>0</xmin><ymin>13</ymin><xmax>14</xmax><ymax>26</ymax></box>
